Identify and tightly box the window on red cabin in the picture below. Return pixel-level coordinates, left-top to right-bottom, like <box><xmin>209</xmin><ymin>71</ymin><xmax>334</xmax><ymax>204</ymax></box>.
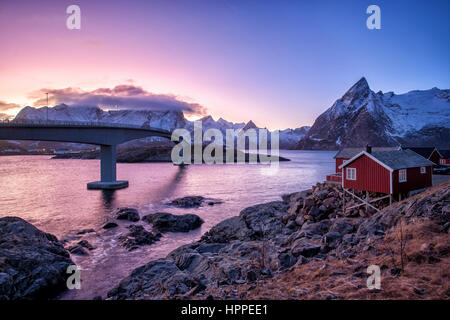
<box><xmin>420</xmin><ymin>167</ymin><xmax>426</xmax><ymax>174</ymax></box>
<box><xmin>399</xmin><ymin>169</ymin><xmax>407</xmax><ymax>182</ymax></box>
<box><xmin>346</xmin><ymin>167</ymin><xmax>356</xmax><ymax>180</ymax></box>
<box><xmin>440</xmin><ymin>159</ymin><xmax>446</xmax><ymax>165</ymax></box>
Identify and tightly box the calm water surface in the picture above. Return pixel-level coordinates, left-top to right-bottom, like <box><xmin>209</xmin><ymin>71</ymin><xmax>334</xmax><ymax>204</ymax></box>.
<box><xmin>0</xmin><ymin>150</ymin><xmax>334</xmax><ymax>299</ymax></box>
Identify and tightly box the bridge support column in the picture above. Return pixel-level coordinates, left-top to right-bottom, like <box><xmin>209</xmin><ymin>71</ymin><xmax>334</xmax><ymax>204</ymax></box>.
<box><xmin>87</xmin><ymin>144</ymin><xmax>128</xmax><ymax>190</ymax></box>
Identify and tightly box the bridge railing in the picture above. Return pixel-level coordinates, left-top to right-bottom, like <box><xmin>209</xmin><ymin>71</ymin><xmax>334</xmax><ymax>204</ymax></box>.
<box><xmin>0</xmin><ymin>119</ymin><xmax>171</xmax><ymax>134</ymax></box>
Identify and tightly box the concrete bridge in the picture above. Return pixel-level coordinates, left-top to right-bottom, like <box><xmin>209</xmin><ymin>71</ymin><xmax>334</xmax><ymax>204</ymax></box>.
<box><xmin>0</xmin><ymin>121</ymin><xmax>172</xmax><ymax>189</ymax></box>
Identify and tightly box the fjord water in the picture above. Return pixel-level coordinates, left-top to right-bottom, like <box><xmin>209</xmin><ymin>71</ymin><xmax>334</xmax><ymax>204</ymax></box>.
<box><xmin>0</xmin><ymin>151</ymin><xmax>334</xmax><ymax>299</ymax></box>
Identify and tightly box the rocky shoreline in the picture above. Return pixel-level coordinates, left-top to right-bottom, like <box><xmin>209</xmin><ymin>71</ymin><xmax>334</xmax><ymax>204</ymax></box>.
<box><xmin>106</xmin><ymin>181</ymin><xmax>450</xmax><ymax>300</ymax></box>
<box><xmin>1</xmin><ymin>184</ymin><xmax>448</xmax><ymax>300</ymax></box>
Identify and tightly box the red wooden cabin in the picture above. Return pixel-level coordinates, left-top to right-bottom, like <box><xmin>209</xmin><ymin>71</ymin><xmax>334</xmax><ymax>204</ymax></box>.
<box><xmin>333</xmin><ymin>147</ymin><xmax>399</xmax><ymax>174</ymax></box>
<box><xmin>339</xmin><ymin>149</ymin><xmax>433</xmax><ymax>196</ymax></box>
<box><xmin>402</xmin><ymin>147</ymin><xmax>441</xmax><ymax>166</ymax></box>
<box><xmin>437</xmin><ymin>149</ymin><xmax>450</xmax><ymax>165</ymax></box>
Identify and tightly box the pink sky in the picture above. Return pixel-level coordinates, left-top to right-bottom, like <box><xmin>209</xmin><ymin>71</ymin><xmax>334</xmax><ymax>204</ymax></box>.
<box><xmin>1</xmin><ymin>1</ymin><xmax>448</xmax><ymax>129</ymax></box>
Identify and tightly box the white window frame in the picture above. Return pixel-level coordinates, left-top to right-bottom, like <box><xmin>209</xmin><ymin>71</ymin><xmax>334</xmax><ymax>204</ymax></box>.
<box><xmin>440</xmin><ymin>159</ymin><xmax>446</xmax><ymax>165</ymax></box>
<box><xmin>346</xmin><ymin>167</ymin><xmax>356</xmax><ymax>180</ymax></box>
<box><xmin>399</xmin><ymin>169</ymin><xmax>407</xmax><ymax>183</ymax></box>
<box><xmin>420</xmin><ymin>167</ymin><xmax>426</xmax><ymax>174</ymax></box>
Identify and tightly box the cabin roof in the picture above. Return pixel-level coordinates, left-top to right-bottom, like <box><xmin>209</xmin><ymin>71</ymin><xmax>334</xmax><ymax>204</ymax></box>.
<box><xmin>438</xmin><ymin>149</ymin><xmax>450</xmax><ymax>158</ymax></box>
<box><xmin>334</xmin><ymin>147</ymin><xmax>398</xmax><ymax>159</ymax></box>
<box><xmin>340</xmin><ymin>149</ymin><xmax>434</xmax><ymax>171</ymax></box>
<box><xmin>402</xmin><ymin>147</ymin><xmax>437</xmax><ymax>159</ymax></box>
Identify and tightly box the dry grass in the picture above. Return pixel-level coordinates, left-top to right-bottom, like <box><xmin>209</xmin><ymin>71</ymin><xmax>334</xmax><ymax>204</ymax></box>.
<box><xmin>202</xmin><ymin>219</ymin><xmax>450</xmax><ymax>300</ymax></box>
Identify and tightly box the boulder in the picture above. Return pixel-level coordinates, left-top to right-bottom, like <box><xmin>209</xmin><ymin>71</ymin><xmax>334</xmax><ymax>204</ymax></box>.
<box><xmin>0</xmin><ymin>217</ymin><xmax>73</xmax><ymax>300</ymax></box>
<box><xmin>201</xmin><ymin>216</ymin><xmax>253</xmax><ymax>243</ymax></box>
<box><xmin>291</xmin><ymin>239</ymin><xmax>321</xmax><ymax>257</ymax></box>
<box><xmin>142</xmin><ymin>212</ymin><xmax>204</xmax><ymax>233</ymax></box>
<box><xmin>113</xmin><ymin>207</ymin><xmax>140</xmax><ymax>222</ymax></box>
<box><xmin>107</xmin><ymin>258</ymin><xmax>196</xmax><ymax>299</ymax></box>
<box><xmin>118</xmin><ymin>225</ymin><xmax>161</xmax><ymax>250</ymax></box>
<box><xmin>168</xmin><ymin>196</ymin><xmax>205</xmax><ymax>208</ymax></box>
<box><xmin>68</xmin><ymin>245</ymin><xmax>89</xmax><ymax>256</ymax></box>
<box><xmin>102</xmin><ymin>221</ymin><xmax>118</xmax><ymax>229</ymax></box>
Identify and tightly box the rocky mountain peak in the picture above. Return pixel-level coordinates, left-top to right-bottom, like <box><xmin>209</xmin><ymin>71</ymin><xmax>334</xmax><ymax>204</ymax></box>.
<box><xmin>243</xmin><ymin>120</ymin><xmax>258</xmax><ymax>131</ymax></box>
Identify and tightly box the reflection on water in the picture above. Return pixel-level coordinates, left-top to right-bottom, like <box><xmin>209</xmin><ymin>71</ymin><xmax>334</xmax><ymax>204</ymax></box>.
<box><xmin>0</xmin><ymin>151</ymin><xmax>335</xmax><ymax>299</ymax></box>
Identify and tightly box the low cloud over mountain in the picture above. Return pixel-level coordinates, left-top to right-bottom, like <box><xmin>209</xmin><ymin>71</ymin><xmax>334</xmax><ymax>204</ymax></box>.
<box><xmin>28</xmin><ymin>84</ymin><xmax>207</xmax><ymax>116</ymax></box>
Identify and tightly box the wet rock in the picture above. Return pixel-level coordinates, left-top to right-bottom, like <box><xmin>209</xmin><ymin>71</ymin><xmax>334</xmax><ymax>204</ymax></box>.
<box><xmin>76</xmin><ymin>228</ymin><xmax>95</xmax><ymax>235</ymax></box>
<box><xmin>119</xmin><ymin>225</ymin><xmax>161</xmax><ymax>251</ymax></box>
<box><xmin>142</xmin><ymin>212</ymin><xmax>204</xmax><ymax>233</ymax></box>
<box><xmin>68</xmin><ymin>245</ymin><xmax>89</xmax><ymax>256</ymax></box>
<box><xmin>168</xmin><ymin>196</ymin><xmax>206</xmax><ymax>208</ymax></box>
<box><xmin>113</xmin><ymin>207</ymin><xmax>140</xmax><ymax>222</ymax></box>
<box><xmin>77</xmin><ymin>240</ymin><xmax>94</xmax><ymax>250</ymax></box>
<box><xmin>0</xmin><ymin>217</ymin><xmax>73</xmax><ymax>300</ymax></box>
<box><xmin>107</xmin><ymin>258</ymin><xmax>196</xmax><ymax>299</ymax></box>
<box><xmin>102</xmin><ymin>221</ymin><xmax>118</xmax><ymax>229</ymax></box>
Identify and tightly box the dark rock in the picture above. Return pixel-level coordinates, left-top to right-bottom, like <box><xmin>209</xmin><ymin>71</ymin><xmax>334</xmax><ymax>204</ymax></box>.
<box><xmin>168</xmin><ymin>196</ymin><xmax>205</xmax><ymax>208</ymax></box>
<box><xmin>278</xmin><ymin>253</ymin><xmax>297</xmax><ymax>269</ymax></box>
<box><xmin>93</xmin><ymin>295</ymin><xmax>102</xmax><ymax>300</ymax></box>
<box><xmin>330</xmin><ymin>219</ymin><xmax>354</xmax><ymax>235</ymax></box>
<box><xmin>322</xmin><ymin>232</ymin><xmax>342</xmax><ymax>246</ymax></box>
<box><xmin>390</xmin><ymin>268</ymin><xmax>402</xmax><ymax>276</ymax></box>
<box><xmin>300</xmin><ymin>220</ymin><xmax>330</xmax><ymax>238</ymax></box>
<box><xmin>76</xmin><ymin>228</ymin><xmax>95</xmax><ymax>235</ymax></box>
<box><xmin>142</xmin><ymin>212</ymin><xmax>204</xmax><ymax>233</ymax></box>
<box><xmin>118</xmin><ymin>225</ymin><xmax>160</xmax><ymax>250</ymax></box>
<box><xmin>107</xmin><ymin>258</ymin><xmax>196</xmax><ymax>299</ymax></box>
<box><xmin>260</xmin><ymin>269</ymin><xmax>272</xmax><ymax>277</ymax></box>
<box><xmin>201</xmin><ymin>216</ymin><xmax>253</xmax><ymax>243</ymax></box>
<box><xmin>113</xmin><ymin>207</ymin><xmax>140</xmax><ymax>222</ymax></box>
<box><xmin>246</xmin><ymin>270</ymin><xmax>258</xmax><ymax>282</ymax></box>
<box><xmin>68</xmin><ymin>245</ymin><xmax>89</xmax><ymax>256</ymax></box>
<box><xmin>291</xmin><ymin>239</ymin><xmax>321</xmax><ymax>257</ymax></box>
<box><xmin>286</xmin><ymin>220</ymin><xmax>297</xmax><ymax>229</ymax></box>
<box><xmin>102</xmin><ymin>221</ymin><xmax>118</xmax><ymax>229</ymax></box>
<box><xmin>77</xmin><ymin>240</ymin><xmax>94</xmax><ymax>250</ymax></box>
<box><xmin>413</xmin><ymin>286</ymin><xmax>425</xmax><ymax>295</ymax></box>
<box><xmin>0</xmin><ymin>217</ymin><xmax>73</xmax><ymax>300</ymax></box>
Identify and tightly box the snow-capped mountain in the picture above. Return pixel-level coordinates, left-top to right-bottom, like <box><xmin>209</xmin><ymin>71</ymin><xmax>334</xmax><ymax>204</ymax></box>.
<box><xmin>279</xmin><ymin>126</ymin><xmax>310</xmax><ymax>149</ymax></box>
<box><xmin>14</xmin><ymin>104</ymin><xmax>187</xmax><ymax>131</ymax></box>
<box><xmin>12</xmin><ymin>104</ymin><xmax>309</xmax><ymax>150</ymax></box>
<box><xmin>296</xmin><ymin>77</ymin><xmax>450</xmax><ymax>150</ymax></box>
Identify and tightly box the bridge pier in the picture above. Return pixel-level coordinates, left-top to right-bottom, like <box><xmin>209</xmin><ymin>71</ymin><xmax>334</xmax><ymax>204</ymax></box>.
<box><xmin>87</xmin><ymin>145</ymin><xmax>129</xmax><ymax>190</ymax></box>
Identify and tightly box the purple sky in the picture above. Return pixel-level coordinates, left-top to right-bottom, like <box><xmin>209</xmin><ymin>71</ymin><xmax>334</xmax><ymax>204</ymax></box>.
<box><xmin>0</xmin><ymin>0</ymin><xmax>449</xmax><ymax>129</ymax></box>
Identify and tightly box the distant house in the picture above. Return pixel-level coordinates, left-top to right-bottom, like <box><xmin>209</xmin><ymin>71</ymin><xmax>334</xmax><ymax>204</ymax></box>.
<box><xmin>333</xmin><ymin>146</ymin><xmax>399</xmax><ymax>173</ymax></box>
<box><xmin>339</xmin><ymin>148</ymin><xmax>433</xmax><ymax>196</ymax></box>
<box><xmin>402</xmin><ymin>147</ymin><xmax>441</xmax><ymax>166</ymax></box>
<box><xmin>437</xmin><ymin>149</ymin><xmax>450</xmax><ymax>165</ymax></box>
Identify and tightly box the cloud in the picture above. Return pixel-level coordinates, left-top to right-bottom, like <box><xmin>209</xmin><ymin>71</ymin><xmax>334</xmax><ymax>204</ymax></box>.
<box><xmin>28</xmin><ymin>84</ymin><xmax>207</xmax><ymax>115</ymax></box>
<box><xmin>0</xmin><ymin>101</ymin><xmax>22</xmax><ymax>112</ymax></box>
<box><xmin>0</xmin><ymin>113</ymin><xmax>15</xmax><ymax>120</ymax></box>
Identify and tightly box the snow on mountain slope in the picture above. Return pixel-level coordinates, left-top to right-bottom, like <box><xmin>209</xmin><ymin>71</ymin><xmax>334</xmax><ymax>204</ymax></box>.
<box><xmin>382</xmin><ymin>88</ymin><xmax>450</xmax><ymax>136</ymax></box>
<box><xmin>12</xmin><ymin>104</ymin><xmax>309</xmax><ymax>149</ymax></box>
<box><xmin>14</xmin><ymin>104</ymin><xmax>187</xmax><ymax>131</ymax></box>
<box><xmin>296</xmin><ymin>77</ymin><xmax>450</xmax><ymax>150</ymax></box>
